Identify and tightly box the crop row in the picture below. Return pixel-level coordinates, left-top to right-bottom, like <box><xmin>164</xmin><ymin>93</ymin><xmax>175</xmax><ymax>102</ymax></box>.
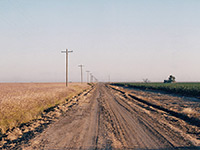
<box><xmin>112</xmin><ymin>82</ymin><xmax>200</xmax><ymax>98</ymax></box>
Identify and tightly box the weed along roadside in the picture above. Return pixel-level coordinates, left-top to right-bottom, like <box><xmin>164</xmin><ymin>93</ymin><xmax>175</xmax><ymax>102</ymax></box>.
<box><xmin>0</xmin><ymin>83</ymin><xmax>92</xmax><ymax>138</ymax></box>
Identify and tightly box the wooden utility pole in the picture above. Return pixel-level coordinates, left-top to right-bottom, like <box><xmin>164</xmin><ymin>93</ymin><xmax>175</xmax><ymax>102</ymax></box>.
<box><xmin>90</xmin><ymin>73</ymin><xmax>93</xmax><ymax>83</ymax></box>
<box><xmin>78</xmin><ymin>64</ymin><xmax>84</xmax><ymax>83</ymax></box>
<box><xmin>94</xmin><ymin>77</ymin><xmax>98</xmax><ymax>83</ymax></box>
<box><xmin>61</xmin><ymin>49</ymin><xmax>73</xmax><ymax>87</ymax></box>
<box><xmin>86</xmin><ymin>71</ymin><xmax>90</xmax><ymax>83</ymax></box>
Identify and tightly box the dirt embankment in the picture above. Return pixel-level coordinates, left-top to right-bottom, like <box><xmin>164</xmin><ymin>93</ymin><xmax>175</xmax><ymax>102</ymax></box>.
<box><xmin>1</xmin><ymin>83</ymin><xmax>200</xmax><ymax>149</ymax></box>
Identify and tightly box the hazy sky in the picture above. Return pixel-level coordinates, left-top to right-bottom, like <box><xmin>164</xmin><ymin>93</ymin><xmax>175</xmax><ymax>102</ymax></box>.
<box><xmin>0</xmin><ymin>0</ymin><xmax>200</xmax><ymax>82</ymax></box>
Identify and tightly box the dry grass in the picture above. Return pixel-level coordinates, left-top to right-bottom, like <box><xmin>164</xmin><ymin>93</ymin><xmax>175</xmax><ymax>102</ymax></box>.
<box><xmin>0</xmin><ymin>83</ymin><xmax>89</xmax><ymax>134</ymax></box>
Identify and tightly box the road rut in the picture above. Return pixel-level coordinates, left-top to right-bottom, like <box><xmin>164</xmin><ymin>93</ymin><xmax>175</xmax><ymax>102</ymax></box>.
<box><xmin>21</xmin><ymin>83</ymin><xmax>199</xmax><ymax>150</ymax></box>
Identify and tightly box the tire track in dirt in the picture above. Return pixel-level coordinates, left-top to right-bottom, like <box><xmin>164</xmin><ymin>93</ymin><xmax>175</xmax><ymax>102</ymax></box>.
<box><xmin>0</xmin><ymin>85</ymin><xmax>95</xmax><ymax>150</ymax></box>
<box><xmin>108</xmin><ymin>84</ymin><xmax>200</xmax><ymax>147</ymax></box>
<box><xmin>22</xmin><ymin>85</ymin><xmax>101</xmax><ymax>150</ymax></box>
<box><xmin>99</xmin><ymin>84</ymin><xmax>176</xmax><ymax>149</ymax></box>
<box><xmin>7</xmin><ymin>83</ymin><xmax>200</xmax><ymax>149</ymax></box>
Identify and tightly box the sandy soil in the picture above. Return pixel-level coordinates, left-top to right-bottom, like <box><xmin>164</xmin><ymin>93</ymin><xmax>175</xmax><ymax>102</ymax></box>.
<box><xmin>1</xmin><ymin>83</ymin><xmax>200</xmax><ymax>149</ymax></box>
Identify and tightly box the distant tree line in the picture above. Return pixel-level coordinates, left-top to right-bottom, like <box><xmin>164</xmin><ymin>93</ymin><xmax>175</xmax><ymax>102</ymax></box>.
<box><xmin>164</xmin><ymin>75</ymin><xmax>176</xmax><ymax>83</ymax></box>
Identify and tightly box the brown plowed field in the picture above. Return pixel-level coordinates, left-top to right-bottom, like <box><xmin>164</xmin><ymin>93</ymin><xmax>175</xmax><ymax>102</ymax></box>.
<box><xmin>2</xmin><ymin>83</ymin><xmax>200</xmax><ymax>149</ymax></box>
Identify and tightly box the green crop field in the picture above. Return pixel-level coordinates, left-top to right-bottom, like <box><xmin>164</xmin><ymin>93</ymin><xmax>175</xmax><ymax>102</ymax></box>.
<box><xmin>112</xmin><ymin>82</ymin><xmax>200</xmax><ymax>98</ymax></box>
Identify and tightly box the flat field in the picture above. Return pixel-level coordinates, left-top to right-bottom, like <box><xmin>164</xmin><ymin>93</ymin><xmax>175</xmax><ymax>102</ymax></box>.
<box><xmin>0</xmin><ymin>83</ymin><xmax>89</xmax><ymax>133</ymax></box>
<box><xmin>1</xmin><ymin>83</ymin><xmax>200</xmax><ymax>149</ymax></box>
<box><xmin>113</xmin><ymin>82</ymin><xmax>200</xmax><ymax>98</ymax></box>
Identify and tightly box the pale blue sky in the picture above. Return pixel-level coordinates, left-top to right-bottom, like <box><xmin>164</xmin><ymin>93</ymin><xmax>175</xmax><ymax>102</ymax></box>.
<box><xmin>0</xmin><ymin>0</ymin><xmax>200</xmax><ymax>82</ymax></box>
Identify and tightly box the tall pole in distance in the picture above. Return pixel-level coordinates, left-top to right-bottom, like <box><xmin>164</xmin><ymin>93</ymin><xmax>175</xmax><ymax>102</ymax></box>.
<box><xmin>94</xmin><ymin>77</ymin><xmax>98</xmax><ymax>83</ymax></box>
<box><xmin>78</xmin><ymin>64</ymin><xmax>84</xmax><ymax>83</ymax></box>
<box><xmin>86</xmin><ymin>71</ymin><xmax>90</xmax><ymax>83</ymax></box>
<box><xmin>61</xmin><ymin>49</ymin><xmax>73</xmax><ymax>87</ymax></box>
<box><xmin>90</xmin><ymin>73</ymin><xmax>93</xmax><ymax>83</ymax></box>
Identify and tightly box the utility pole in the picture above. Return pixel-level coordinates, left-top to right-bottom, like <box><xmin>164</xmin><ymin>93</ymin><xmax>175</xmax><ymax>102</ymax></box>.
<box><xmin>93</xmin><ymin>76</ymin><xmax>97</xmax><ymax>83</ymax></box>
<box><xmin>86</xmin><ymin>71</ymin><xmax>90</xmax><ymax>83</ymax></box>
<box><xmin>95</xmin><ymin>77</ymin><xmax>98</xmax><ymax>83</ymax></box>
<box><xmin>78</xmin><ymin>64</ymin><xmax>84</xmax><ymax>83</ymax></box>
<box><xmin>90</xmin><ymin>73</ymin><xmax>93</xmax><ymax>83</ymax></box>
<box><xmin>61</xmin><ymin>49</ymin><xmax>73</xmax><ymax>87</ymax></box>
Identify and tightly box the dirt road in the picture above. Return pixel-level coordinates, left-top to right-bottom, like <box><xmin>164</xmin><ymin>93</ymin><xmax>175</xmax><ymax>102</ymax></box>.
<box><xmin>18</xmin><ymin>83</ymin><xmax>200</xmax><ymax>149</ymax></box>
